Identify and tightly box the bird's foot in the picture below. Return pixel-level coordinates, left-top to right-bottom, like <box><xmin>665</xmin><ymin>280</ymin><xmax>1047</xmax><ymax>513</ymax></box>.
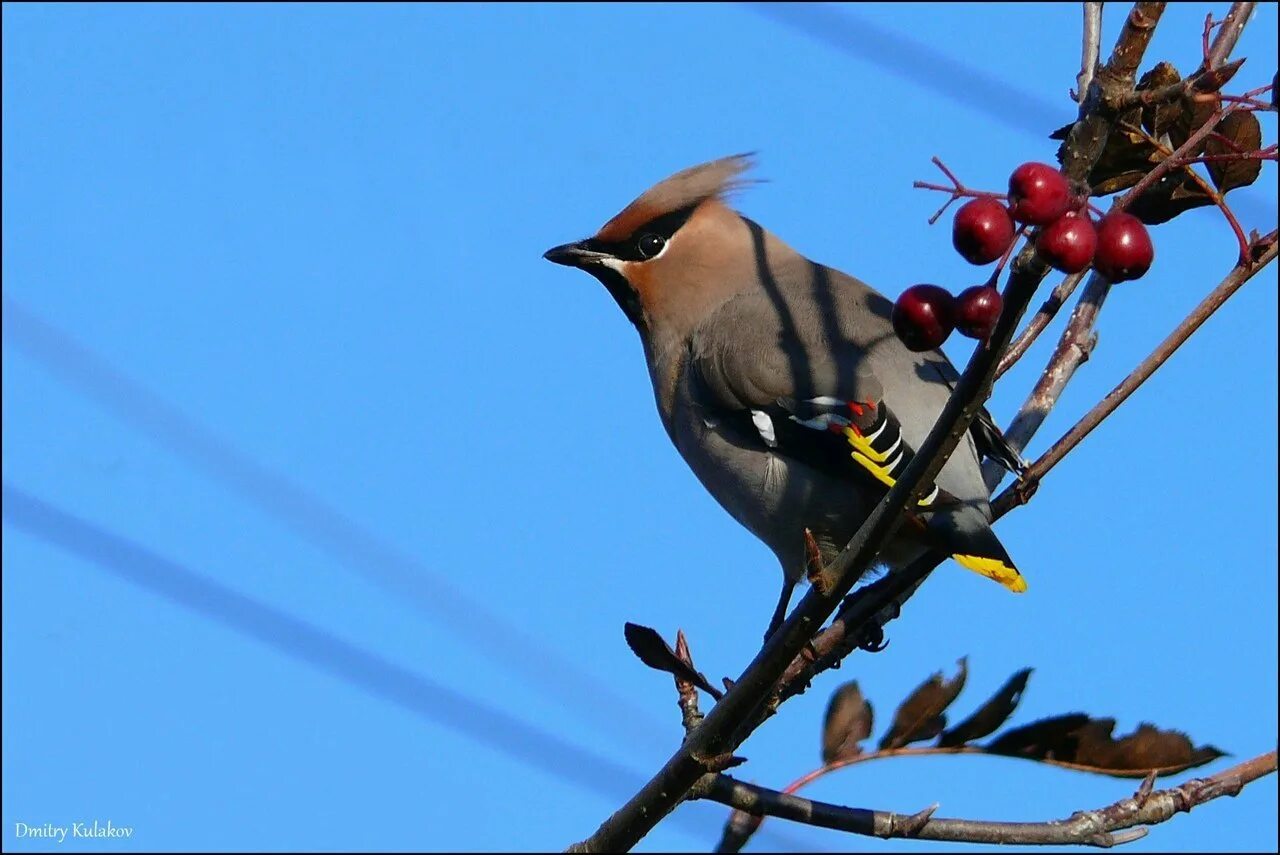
<box><xmin>838</xmin><ymin>585</ymin><xmax>898</xmax><ymax>653</ymax></box>
<box><xmin>762</xmin><ymin>577</ymin><xmax>798</xmax><ymax>644</ymax></box>
<box><xmin>856</xmin><ymin>623</ymin><xmax>890</xmax><ymax>653</ymax></box>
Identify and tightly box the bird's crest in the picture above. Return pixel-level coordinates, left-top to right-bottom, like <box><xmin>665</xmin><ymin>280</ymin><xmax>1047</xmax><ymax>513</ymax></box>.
<box><xmin>595</xmin><ymin>153</ymin><xmax>758</xmax><ymax>242</ymax></box>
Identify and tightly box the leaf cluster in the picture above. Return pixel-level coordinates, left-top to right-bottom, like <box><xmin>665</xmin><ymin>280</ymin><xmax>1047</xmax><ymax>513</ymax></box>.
<box><xmin>1051</xmin><ymin>59</ymin><xmax>1265</xmax><ymax>224</ymax></box>
<box><xmin>822</xmin><ymin>661</ymin><xmax>1225</xmax><ymax>777</ymax></box>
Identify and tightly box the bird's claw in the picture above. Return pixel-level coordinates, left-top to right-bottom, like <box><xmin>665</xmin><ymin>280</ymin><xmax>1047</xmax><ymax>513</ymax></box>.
<box><xmin>856</xmin><ymin>623</ymin><xmax>889</xmax><ymax>653</ymax></box>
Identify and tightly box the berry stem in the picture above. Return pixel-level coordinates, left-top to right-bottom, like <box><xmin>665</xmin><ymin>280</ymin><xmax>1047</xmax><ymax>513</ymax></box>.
<box><xmin>930</xmin><ymin>155</ymin><xmax>964</xmax><ymax>189</ymax></box>
<box><xmin>1127</xmin><ymin>119</ymin><xmax>1256</xmax><ymax>264</ymax></box>
<box><xmin>991</xmin><ymin>227</ymin><xmax>1030</xmax><ymax>280</ymax></box>
<box><xmin>913</xmin><ymin>157</ymin><xmax>1005</xmax><ymax>225</ymax></box>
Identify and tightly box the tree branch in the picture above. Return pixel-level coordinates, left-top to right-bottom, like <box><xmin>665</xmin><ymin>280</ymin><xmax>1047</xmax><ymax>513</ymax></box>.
<box><xmin>1062</xmin><ymin>2</ymin><xmax>1166</xmax><ymax>181</ymax></box>
<box><xmin>998</xmin><ymin>271</ymin><xmax>1110</xmax><ymax>462</ymax></box>
<box><xmin>1103</xmin><ymin>3</ymin><xmax>1167</xmax><ymax>84</ymax></box>
<box><xmin>1077</xmin><ymin>3</ymin><xmax>1104</xmax><ymax>105</ymax></box>
<box><xmin>997</xmin><ymin>272</ymin><xmax>1089</xmax><ymax>381</ymax></box>
<box><xmin>1206</xmin><ymin>2</ymin><xmax>1256</xmax><ymax>70</ymax></box>
<box><xmin>993</xmin><ymin>235</ymin><xmax>1277</xmax><ymax>517</ymax></box>
<box><xmin>1114</xmin><ymin>57</ymin><xmax>1245</xmax><ymax>111</ymax></box>
<box><xmin>1111</xmin><ymin>2</ymin><xmax>1254</xmax><ymax>112</ymax></box>
<box><xmin>705</xmin><ymin>750</ymin><xmax>1277</xmax><ymax>848</ymax></box>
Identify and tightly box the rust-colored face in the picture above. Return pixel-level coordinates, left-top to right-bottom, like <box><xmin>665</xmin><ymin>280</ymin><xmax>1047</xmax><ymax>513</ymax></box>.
<box><xmin>543</xmin><ymin>155</ymin><xmax>757</xmax><ymax>330</ymax></box>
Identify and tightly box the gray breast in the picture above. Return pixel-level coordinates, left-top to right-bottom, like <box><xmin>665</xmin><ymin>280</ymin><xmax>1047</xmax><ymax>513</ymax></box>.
<box><xmin>667</xmin><ymin>393</ymin><xmax>881</xmax><ymax>576</ymax></box>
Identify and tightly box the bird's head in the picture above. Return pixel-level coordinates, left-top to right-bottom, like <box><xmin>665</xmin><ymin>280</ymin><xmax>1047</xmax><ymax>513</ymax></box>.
<box><xmin>544</xmin><ymin>154</ymin><xmax>759</xmax><ymax>336</ymax></box>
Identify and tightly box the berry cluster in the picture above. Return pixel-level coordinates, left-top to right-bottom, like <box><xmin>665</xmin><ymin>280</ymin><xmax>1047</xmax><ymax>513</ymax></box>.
<box><xmin>892</xmin><ymin>283</ymin><xmax>1002</xmax><ymax>352</ymax></box>
<box><xmin>894</xmin><ymin>161</ymin><xmax>1156</xmax><ymax>353</ymax></box>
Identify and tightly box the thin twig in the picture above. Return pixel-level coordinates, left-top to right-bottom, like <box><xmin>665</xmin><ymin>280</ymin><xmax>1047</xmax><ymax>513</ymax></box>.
<box><xmin>1078</xmin><ymin>3</ymin><xmax>1104</xmax><ymax>106</ymax></box>
<box><xmin>1181</xmin><ymin>146</ymin><xmax>1277</xmax><ymax>164</ymax></box>
<box><xmin>718</xmin><ymin>726</ymin><xmax>1242</xmax><ymax>848</ymax></box>
<box><xmin>996</xmin><ymin>270</ymin><xmax>1089</xmax><ymax>380</ymax></box>
<box><xmin>1113</xmin><ymin>105</ymin><xmax>1238</xmax><ymax>211</ymax></box>
<box><xmin>913</xmin><ymin>156</ymin><xmax>1006</xmax><ymax>224</ymax></box>
<box><xmin>704</xmin><ymin>750</ymin><xmax>1276</xmax><ymax>847</ymax></box>
<box><xmin>1122</xmin><ymin>120</ymin><xmax>1254</xmax><ymax>263</ymax></box>
<box><xmin>1112</xmin><ymin>2</ymin><xmax>1257</xmax><ymax>111</ymax></box>
<box><xmin>1206</xmin><ymin>2</ymin><xmax>1256</xmax><ymax>70</ymax></box>
<box><xmin>788</xmin><ymin>745</ymin><xmax>1231</xmax><ymax>794</ymax></box>
<box><xmin>999</xmin><ymin>271</ymin><xmax>1110</xmax><ymax>462</ymax></box>
<box><xmin>1063</xmin><ymin>2</ymin><xmax>1166</xmax><ymax>184</ymax></box>
<box><xmin>1103</xmin><ymin>3</ymin><xmax>1166</xmax><ymax>84</ymax></box>
<box><xmin>993</xmin><ymin>236</ymin><xmax>1277</xmax><ymax>517</ymax></box>
<box><xmin>1114</xmin><ymin>57</ymin><xmax>1245</xmax><ymax>111</ymax></box>
<box><xmin>768</xmin><ymin>558</ymin><xmax>934</xmax><ymax>712</ymax></box>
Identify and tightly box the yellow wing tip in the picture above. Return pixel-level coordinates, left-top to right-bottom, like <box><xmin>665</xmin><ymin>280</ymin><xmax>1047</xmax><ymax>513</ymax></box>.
<box><xmin>953</xmin><ymin>554</ymin><xmax>1027</xmax><ymax>593</ymax></box>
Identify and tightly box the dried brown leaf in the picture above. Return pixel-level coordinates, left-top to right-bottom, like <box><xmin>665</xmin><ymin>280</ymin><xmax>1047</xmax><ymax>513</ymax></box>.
<box><xmin>1073</xmin><ymin>719</ymin><xmax>1227</xmax><ymax>776</ymax></box>
<box><xmin>1127</xmin><ymin>172</ymin><xmax>1216</xmax><ymax>224</ymax></box>
<box><xmin>1167</xmin><ymin>94</ymin><xmax>1220</xmax><ymax>151</ymax></box>
<box><xmin>622</xmin><ymin>623</ymin><xmax>721</xmax><ymax>698</ymax></box>
<box><xmin>879</xmin><ymin>658</ymin><xmax>968</xmax><ymax>750</ymax></box>
<box><xmin>986</xmin><ymin>712</ymin><xmax>1092</xmax><ymax>760</ymax></box>
<box><xmin>1205</xmin><ymin>111</ymin><xmax>1263</xmax><ymax>193</ymax></box>
<box><xmin>1088</xmin><ymin>122</ymin><xmax>1164</xmax><ymax>195</ymax></box>
<box><xmin>938</xmin><ymin>668</ymin><xmax>1032</xmax><ymax>747</ymax></box>
<box><xmin>822</xmin><ymin>681</ymin><xmax>874</xmax><ymax>763</ymax></box>
<box><xmin>987</xmin><ymin>714</ymin><xmax>1225</xmax><ymax>778</ymax></box>
<box><xmin>1138</xmin><ymin>62</ymin><xmax>1184</xmax><ymax>142</ymax></box>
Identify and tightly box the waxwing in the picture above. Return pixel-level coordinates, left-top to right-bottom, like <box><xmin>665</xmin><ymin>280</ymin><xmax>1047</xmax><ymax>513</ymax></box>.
<box><xmin>545</xmin><ymin>155</ymin><xmax>1025</xmax><ymax>637</ymax></box>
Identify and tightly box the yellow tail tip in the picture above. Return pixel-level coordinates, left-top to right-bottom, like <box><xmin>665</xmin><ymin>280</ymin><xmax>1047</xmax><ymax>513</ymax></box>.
<box><xmin>953</xmin><ymin>554</ymin><xmax>1027</xmax><ymax>593</ymax></box>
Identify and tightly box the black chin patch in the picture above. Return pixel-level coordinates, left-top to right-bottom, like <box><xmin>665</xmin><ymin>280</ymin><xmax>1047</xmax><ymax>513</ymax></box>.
<box><xmin>587</xmin><ymin>265</ymin><xmax>646</xmax><ymax>331</ymax></box>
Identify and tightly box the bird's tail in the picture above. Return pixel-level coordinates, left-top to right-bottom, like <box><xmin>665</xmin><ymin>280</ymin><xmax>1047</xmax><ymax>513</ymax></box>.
<box><xmin>926</xmin><ymin>504</ymin><xmax>1026</xmax><ymax>593</ymax></box>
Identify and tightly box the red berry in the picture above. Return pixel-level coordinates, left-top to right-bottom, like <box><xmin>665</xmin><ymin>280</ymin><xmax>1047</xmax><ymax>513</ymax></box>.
<box><xmin>1008</xmin><ymin>162</ymin><xmax>1072</xmax><ymax>225</ymax></box>
<box><xmin>1036</xmin><ymin>212</ymin><xmax>1097</xmax><ymax>273</ymax></box>
<box><xmin>893</xmin><ymin>284</ymin><xmax>956</xmax><ymax>352</ymax></box>
<box><xmin>1094</xmin><ymin>212</ymin><xmax>1154</xmax><ymax>282</ymax></box>
<box><xmin>952</xmin><ymin>198</ymin><xmax>1015</xmax><ymax>265</ymax></box>
<box><xmin>955</xmin><ymin>285</ymin><xmax>1004</xmax><ymax>340</ymax></box>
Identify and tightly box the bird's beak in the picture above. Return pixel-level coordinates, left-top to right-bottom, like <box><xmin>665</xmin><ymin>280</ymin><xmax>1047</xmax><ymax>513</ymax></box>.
<box><xmin>543</xmin><ymin>241</ymin><xmax>611</xmax><ymax>269</ymax></box>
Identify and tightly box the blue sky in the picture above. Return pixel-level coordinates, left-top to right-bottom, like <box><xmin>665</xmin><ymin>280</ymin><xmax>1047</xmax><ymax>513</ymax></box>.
<box><xmin>3</xmin><ymin>3</ymin><xmax>1276</xmax><ymax>852</ymax></box>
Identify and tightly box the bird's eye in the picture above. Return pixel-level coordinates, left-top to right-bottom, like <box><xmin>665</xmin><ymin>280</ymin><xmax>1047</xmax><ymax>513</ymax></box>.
<box><xmin>637</xmin><ymin>233</ymin><xmax>666</xmax><ymax>259</ymax></box>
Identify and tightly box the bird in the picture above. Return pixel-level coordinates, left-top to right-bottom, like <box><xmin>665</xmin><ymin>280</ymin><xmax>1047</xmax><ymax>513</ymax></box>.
<box><xmin>544</xmin><ymin>154</ymin><xmax>1025</xmax><ymax>639</ymax></box>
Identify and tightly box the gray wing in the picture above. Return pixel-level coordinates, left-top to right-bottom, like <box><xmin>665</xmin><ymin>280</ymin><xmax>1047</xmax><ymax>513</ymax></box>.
<box><xmin>687</xmin><ymin>290</ymin><xmax>963</xmax><ymax>506</ymax></box>
<box><xmin>688</xmin><ymin>289</ymin><xmax>883</xmax><ymax>412</ymax></box>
